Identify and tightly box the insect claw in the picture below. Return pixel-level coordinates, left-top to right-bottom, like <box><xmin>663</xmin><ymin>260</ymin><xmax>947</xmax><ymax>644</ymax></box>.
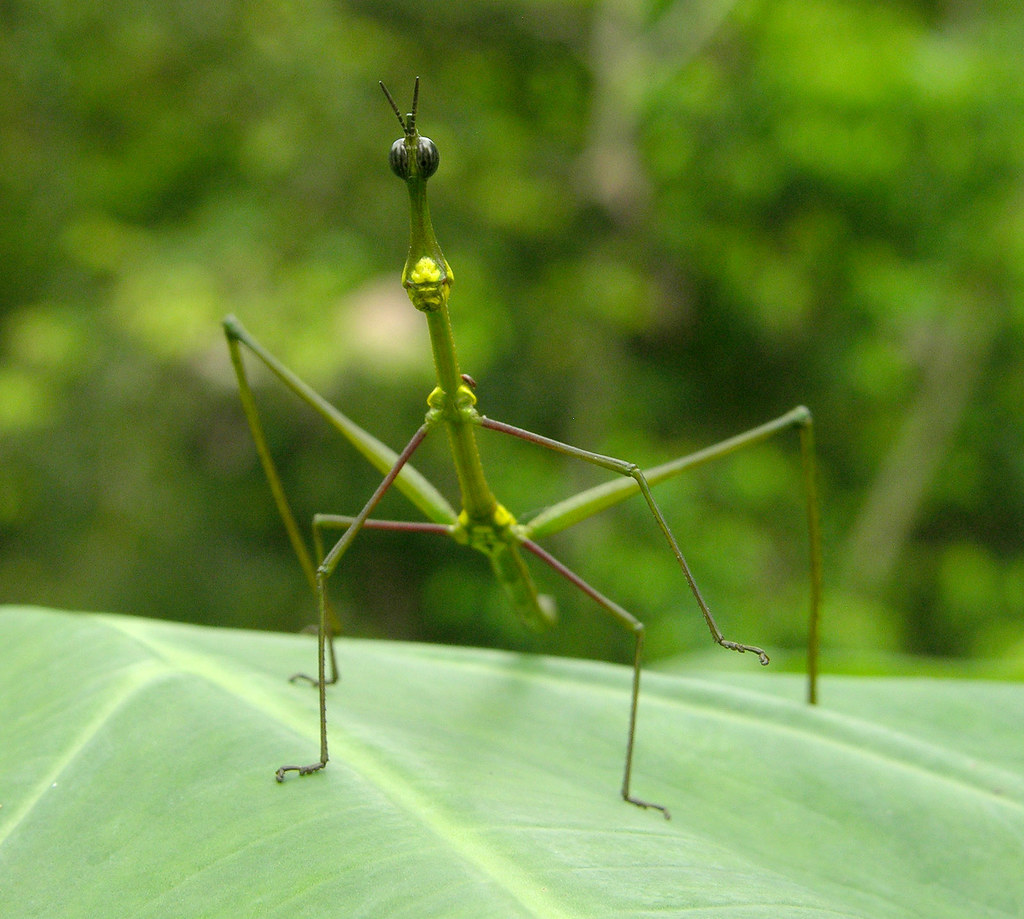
<box><xmin>625</xmin><ymin>793</ymin><xmax>671</xmax><ymax>820</ymax></box>
<box><xmin>276</xmin><ymin>762</ymin><xmax>326</xmax><ymax>782</ymax></box>
<box><xmin>719</xmin><ymin>639</ymin><xmax>770</xmax><ymax>665</ymax></box>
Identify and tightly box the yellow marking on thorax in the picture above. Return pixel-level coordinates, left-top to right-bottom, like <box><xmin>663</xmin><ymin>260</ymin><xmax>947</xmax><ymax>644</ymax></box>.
<box><xmin>409</xmin><ymin>257</ymin><xmax>442</xmax><ymax>285</ymax></box>
<box><xmin>405</xmin><ymin>257</ymin><xmax>453</xmax><ymax>312</ymax></box>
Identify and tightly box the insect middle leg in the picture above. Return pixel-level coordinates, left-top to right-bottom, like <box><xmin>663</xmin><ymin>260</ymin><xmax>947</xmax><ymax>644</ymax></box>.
<box><xmin>495</xmin><ymin>408</ymin><xmax>823</xmax><ymax>704</ymax></box>
<box><xmin>479</xmin><ymin>416</ymin><xmax>772</xmax><ymax>667</ymax></box>
<box><xmin>316</xmin><ymin>512</ymin><xmax>672</xmax><ymax>816</ymax></box>
<box><xmin>520</xmin><ymin>538</ymin><xmax>670</xmax><ymax>818</ymax></box>
<box><xmin>283</xmin><ymin>519</ymin><xmax>454</xmax><ymax>690</ymax></box>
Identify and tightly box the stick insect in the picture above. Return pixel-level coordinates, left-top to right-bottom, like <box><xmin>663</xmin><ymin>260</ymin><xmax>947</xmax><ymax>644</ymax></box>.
<box><xmin>223</xmin><ymin>79</ymin><xmax>823</xmax><ymax>819</ymax></box>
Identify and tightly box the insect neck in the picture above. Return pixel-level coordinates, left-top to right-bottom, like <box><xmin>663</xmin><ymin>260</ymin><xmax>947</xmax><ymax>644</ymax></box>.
<box><xmin>402</xmin><ymin>176</ymin><xmax>498</xmax><ymax>522</ymax></box>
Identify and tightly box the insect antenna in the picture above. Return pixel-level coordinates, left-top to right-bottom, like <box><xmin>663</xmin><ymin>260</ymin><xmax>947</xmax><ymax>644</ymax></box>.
<box><xmin>379</xmin><ymin>77</ymin><xmax>420</xmax><ymax>136</ymax></box>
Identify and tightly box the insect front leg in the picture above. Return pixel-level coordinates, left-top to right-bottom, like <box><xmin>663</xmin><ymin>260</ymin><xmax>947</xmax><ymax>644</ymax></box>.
<box><xmin>275</xmin><ymin>424</ymin><xmax>433</xmax><ymax>782</ymax></box>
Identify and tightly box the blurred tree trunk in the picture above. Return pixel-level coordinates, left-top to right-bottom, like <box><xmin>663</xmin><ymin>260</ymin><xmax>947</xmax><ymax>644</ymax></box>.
<box><xmin>842</xmin><ymin>288</ymin><xmax>996</xmax><ymax>596</ymax></box>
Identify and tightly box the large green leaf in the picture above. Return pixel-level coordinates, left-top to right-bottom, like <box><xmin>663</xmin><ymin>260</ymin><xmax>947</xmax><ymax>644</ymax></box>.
<box><xmin>2</xmin><ymin>606</ymin><xmax>1022</xmax><ymax>917</ymax></box>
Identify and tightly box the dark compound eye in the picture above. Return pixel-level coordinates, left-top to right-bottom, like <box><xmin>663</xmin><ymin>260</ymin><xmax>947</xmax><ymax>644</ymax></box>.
<box><xmin>415</xmin><ymin>137</ymin><xmax>439</xmax><ymax>178</ymax></box>
<box><xmin>388</xmin><ymin>138</ymin><xmax>407</xmax><ymax>178</ymax></box>
<box><xmin>389</xmin><ymin>136</ymin><xmax>439</xmax><ymax>179</ymax></box>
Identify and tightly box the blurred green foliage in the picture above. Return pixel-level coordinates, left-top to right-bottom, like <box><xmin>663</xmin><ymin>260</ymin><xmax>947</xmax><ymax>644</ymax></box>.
<box><xmin>2</xmin><ymin>0</ymin><xmax>1022</xmax><ymax>671</ymax></box>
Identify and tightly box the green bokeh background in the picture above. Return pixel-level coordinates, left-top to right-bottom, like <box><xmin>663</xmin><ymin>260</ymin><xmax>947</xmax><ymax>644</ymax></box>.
<box><xmin>2</xmin><ymin>0</ymin><xmax>1022</xmax><ymax>672</ymax></box>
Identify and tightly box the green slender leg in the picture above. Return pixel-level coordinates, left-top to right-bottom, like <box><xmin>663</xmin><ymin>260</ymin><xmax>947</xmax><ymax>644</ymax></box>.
<box><xmin>520</xmin><ymin>538</ymin><xmax>669</xmax><ymax>818</ymax></box>
<box><xmin>479</xmin><ymin>416</ymin><xmax>771</xmax><ymax>664</ymax></box>
<box><xmin>314</xmin><ymin>516</ymin><xmax>452</xmax><ymax>541</ymax></box>
<box><xmin>309</xmin><ymin>516</ymin><xmax>453</xmax><ymax>694</ymax></box>
<box><xmin>223</xmin><ymin>316</ymin><xmax>457</xmax><ymax>528</ymax></box>
<box><xmin>223</xmin><ymin>316</ymin><xmax>459</xmax><ymax>688</ymax></box>
<box><xmin>276</xmin><ymin>424</ymin><xmax>432</xmax><ymax>782</ymax></box>
<box><xmin>798</xmin><ymin>415</ymin><xmax>823</xmax><ymax>704</ymax></box>
<box><xmin>520</xmin><ymin>406</ymin><xmax>823</xmax><ymax>704</ymax></box>
<box><xmin>224</xmin><ymin>319</ymin><xmax>321</xmax><ymax>609</ymax></box>
<box><xmin>224</xmin><ymin>318</ymin><xmax>340</xmax><ymax>686</ymax></box>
